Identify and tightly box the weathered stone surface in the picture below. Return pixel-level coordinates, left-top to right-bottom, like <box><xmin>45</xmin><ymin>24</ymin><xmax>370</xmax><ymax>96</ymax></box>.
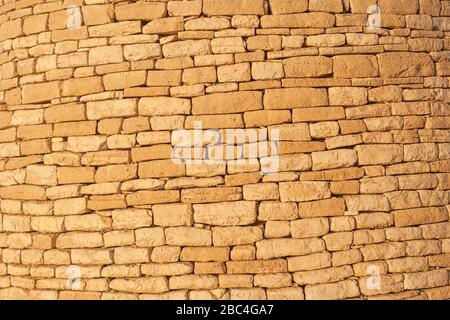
<box><xmin>203</xmin><ymin>0</ymin><xmax>265</xmax><ymax>15</ymax></box>
<box><xmin>283</xmin><ymin>56</ymin><xmax>332</xmax><ymax>78</ymax></box>
<box><xmin>268</xmin><ymin>0</ymin><xmax>308</xmax><ymax>14</ymax></box>
<box><xmin>264</xmin><ymin>88</ymin><xmax>328</xmax><ymax>109</ymax></box>
<box><xmin>256</xmin><ymin>238</ymin><xmax>325</xmax><ymax>259</ymax></box>
<box><xmin>213</xmin><ymin>226</ymin><xmax>263</xmax><ymax>246</ymax></box>
<box><xmin>298</xmin><ymin>198</ymin><xmax>346</xmax><ymax>218</ymax></box>
<box><xmin>312</xmin><ymin>150</ymin><xmax>358</xmax><ymax>171</ymax></box>
<box><xmin>393</xmin><ymin>207</ymin><xmax>448</xmax><ymax>227</ymax></box>
<box><xmin>109</xmin><ymin>278</ymin><xmax>169</xmax><ymax>294</ymax></box>
<box><xmin>194</xmin><ymin>201</ymin><xmax>257</xmax><ymax>226</ymax></box>
<box><xmin>22</xmin><ymin>82</ymin><xmax>60</xmax><ymax>104</ymax></box>
<box><xmin>377</xmin><ymin>52</ymin><xmax>434</xmax><ymax>78</ymax></box>
<box><xmin>192</xmin><ymin>91</ymin><xmax>262</xmax><ymax>114</ymax></box>
<box><xmin>279</xmin><ymin>182</ymin><xmax>331</xmax><ymax>202</ymax></box>
<box><xmin>356</xmin><ymin>145</ymin><xmax>404</xmax><ymax>165</ymax></box>
<box><xmin>261</xmin><ymin>13</ymin><xmax>335</xmax><ymax>28</ymax></box>
<box><xmin>333</xmin><ymin>55</ymin><xmax>379</xmax><ymax>78</ymax></box>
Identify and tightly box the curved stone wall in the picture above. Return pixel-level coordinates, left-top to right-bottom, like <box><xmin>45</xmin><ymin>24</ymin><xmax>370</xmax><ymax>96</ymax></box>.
<box><xmin>0</xmin><ymin>0</ymin><xmax>449</xmax><ymax>300</ymax></box>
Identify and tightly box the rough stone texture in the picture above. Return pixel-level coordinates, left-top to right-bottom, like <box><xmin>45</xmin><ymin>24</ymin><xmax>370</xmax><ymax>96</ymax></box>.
<box><xmin>0</xmin><ymin>0</ymin><xmax>448</xmax><ymax>301</ymax></box>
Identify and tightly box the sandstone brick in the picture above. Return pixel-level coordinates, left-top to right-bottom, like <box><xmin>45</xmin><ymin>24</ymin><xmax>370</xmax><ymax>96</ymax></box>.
<box><xmin>81</xmin><ymin>5</ymin><xmax>113</xmax><ymax>26</ymax></box>
<box><xmin>53</xmin><ymin>121</ymin><xmax>97</xmax><ymax>137</ymax></box>
<box><xmin>291</xmin><ymin>218</ymin><xmax>329</xmax><ymax>238</ymax></box>
<box><xmin>247</xmin><ymin>35</ymin><xmax>282</xmax><ymax>51</ymax></box>
<box><xmin>258</xmin><ymin>201</ymin><xmax>298</xmax><ymax>221</ymax></box>
<box><xmin>31</xmin><ymin>217</ymin><xmax>64</xmax><ymax>233</ymax></box>
<box><xmin>138</xmin><ymin>160</ymin><xmax>185</xmax><ymax>178</ymax></box>
<box><xmin>345</xmin><ymin>195</ymin><xmax>390</xmax><ymax>212</ymax></box>
<box><xmin>25</xmin><ymin>165</ymin><xmax>57</xmax><ymax>186</ymax></box>
<box><xmin>268</xmin><ymin>0</ymin><xmax>308</xmax><ymax>14</ymax></box>
<box><xmin>287</xmin><ymin>252</ymin><xmax>331</xmax><ymax>272</ymax></box>
<box><xmin>57</xmin><ymin>167</ymin><xmax>95</xmax><ymax>184</ymax></box>
<box><xmin>147</xmin><ymin>70</ymin><xmax>181</xmax><ymax>87</ymax></box>
<box><xmin>114</xmin><ymin>247</ymin><xmax>149</xmax><ymax>264</ymax></box>
<box><xmin>115</xmin><ymin>3</ymin><xmax>166</xmax><ymax>21</ymax></box>
<box><xmin>279</xmin><ymin>181</ymin><xmax>331</xmax><ymax>202</ymax></box>
<box><xmin>261</xmin><ymin>12</ymin><xmax>335</xmax><ymax>28</ymax></box>
<box><xmin>89</xmin><ymin>46</ymin><xmax>123</xmax><ymax>65</ymax></box>
<box><xmin>181</xmin><ymin>68</ymin><xmax>215</xmax><ymax>86</ymax></box>
<box><xmin>404</xmin><ymin>143</ymin><xmax>438</xmax><ymax>161</ymax></box>
<box><xmin>194</xmin><ymin>201</ymin><xmax>256</xmax><ymax>226</ymax></box>
<box><xmin>138</xmin><ymin>97</ymin><xmax>190</xmax><ymax>117</ymax></box>
<box><xmin>264</xmin><ymin>88</ymin><xmax>328</xmax><ymax>109</ymax></box>
<box><xmin>217</xmin><ymin>63</ymin><xmax>251</xmax><ymax>82</ymax></box>
<box><xmin>22</xmin><ymin>82</ymin><xmax>60</xmax><ymax>104</ymax></box>
<box><xmin>0</xmin><ymin>19</ymin><xmax>22</xmax><ymax>41</ymax></box>
<box><xmin>230</xmin><ymin>288</ymin><xmax>266</xmax><ymax>299</ymax></box>
<box><xmin>165</xmin><ymin>227</ymin><xmax>212</xmax><ymax>246</ymax></box>
<box><xmin>212</xmin><ymin>226</ymin><xmax>263</xmax><ymax>246</ymax></box>
<box><xmin>170</xmin><ymin>274</ymin><xmax>218</xmax><ymax>290</ymax></box>
<box><xmin>293</xmin><ymin>107</ymin><xmax>345</xmax><ymax>122</ymax></box>
<box><xmin>168</xmin><ymin>1</ymin><xmax>203</xmax><ymax>16</ymax></box>
<box><xmin>305</xmin><ymin>34</ymin><xmax>346</xmax><ymax>47</ymax></box>
<box><xmin>349</xmin><ymin>0</ymin><xmax>377</xmax><ymax>13</ymax></box>
<box><xmin>377</xmin><ymin>52</ymin><xmax>434</xmax><ymax>78</ymax></box>
<box><xmin>294</xmin><ymin>265</ymin><xmax>353</xmax><ymax>285</ymax></box>
<box><xmin>127</xmin><ymin>190</ymin><xmax>179</xmax><ymax>205</ymax></box>
<box><xmin>152</xmin><ymin>204</ymin><xmax>193</xmax><ymax>227</ymax></box>
<box><xmin>329</xmin><ymin>87</ymin><xmax>367</xmax><ymax>106</ymax></box>
<box><xmin>109</xmin><ymin>278</ymin><xmax>168</xmax><ymax>294</ymax></box>
<box><xmin>0</xmin><ymin>185</ymin><xmax>46</xmax><ymax>201</ymax></box>
<box><xmin>112</xmin><ymin>209</ymin><xmax>152</xmax><ymax>230</ymax></box>
<box><xmin>182</xmin><ymin>187</ymin><xmax>241</xmax><ymax>203</ymax></box>
<box><xmin>135</xmin><ymin>228</ymin><xmax>165</xmax><ymax>247</ymax></box>
<box><xmin>95</xmin><ymin>164</ymin><xmax>138</xmax><ymax>183</ymax></box>
<box><xmin>309</xmin><ymin>0</ymin><xmax>343</xmax><ymax>12</ymax></box>
<box><xmin>333</xmin><ymin>55</ymin><xmax>379</xmax><ymax>78</ymax></box>
<box><xmin>181</xmin><ymin>247</ymin><xmax>229</xmax><ymax>262</ymax></box>
<box><xmin>256</xmin><ymin>238</ymin><xmax>325</xmax><ymax>259</ymax></box>
<box><xmin>192</xmin><ymin>91</ymin><xmax>262</xmax><ymax>114</ymax></box>
<box><xmin>346</xmin><ymin>33</ymin><xmax>379</xmax><ymax>46</ymax></box>
<box><xmin>393</xmin><ymin>207</ymin><xmax>448</xmax><ymax>227</ymax></box>
<box><xmin>64</xmin><ymin>214</ymin><xmax>111</xmax><ymax>232</ymax></box>
<box><xmin>103</xmin><ymin>71</ymin><xmax>146</xmax><ymax>91</ymax></box>
<box><xmin>56</xmin><ymin>232</ymin><xmax>103</xmax><ymax>249</ymax></box>
<box><xmin>311</xmin><ymin>150</ymin><xmax>358</xmax><ymax>171</ymax></box>
<box><xmin>404</xmin><ymin>269</ymin><xmax>448</xmax><ymax>290</ymax></box>
<box><xmin>283</xmin><ymin>56</ymin><xmax>332</xmax><ymax>78</ymax></box>
<box><xmin>379</xmin><ymin>0</ymin><xmax>419</xmax><ymax>14</ymax></box>
<box><xmin>54</xmin><ymin>197</ymin><xmax>87</xmax><ymax>216</ymax></box>
<box><xmin>298</xmin><ymin>198</ymin><xmax>346</xmax><ymax>218</ymax></box>
<box><xmin>141</xmin><ymin>262</ymin><xmax>193</xmax><ymax>276</ymax></box>
<box><xmin>406</xmin><ymin>239</ymin><xmax>441</xmax><ymax>256</ymax></box>
<box><xmin>252</xmin><ymin>62</ymin><xmax>284</xmax><ymax>80</ymax></box>
<box><xmin>203</xmin><ymin>0</ymin><xmax>265</xmax><ymax>15</ymax></box>
<box><xmin>44</xmin><ymin>103</ymin><xmax>85</xmax><ymax>123</ymax></box>
<box><xmin>87</xmin><ymin>99</ymin><xmax>137</xmax><ymax>120</ymax></box>
<box><xmin>361</xmin><ymin>176</ymin><xmax>398</xmax><ymax>194</ymax></box>
<box><xmin>163</xmin><ymin>40</ymin><xmax>211</xmax><ymax>58</ymax></box>
<box><xmin>254</xmin><ymin>273</ymin><xmax>292</xmax><ymax>288</ymax></box>
<box><xmin>211</xmin><ymin>37</ymin><xmax>246</xmax><ymax>53</ymax></box>
<box><xmin>227</xmin><ymin>259</ymin><xmax>287</xmax><ymax>274</ymax></box>
<box><xmin>124</xmin><ymin>43</ymin><xmax>162</xmax><ymax>61</ymax></box>
<box><xmin>356</xmin><ymin>145</ymin><xmax>404</xmax><ymax>165</ymax></box>
<box><xmin>360</xmin><ymin>242</ymin><xmax>406</xmax><ymax>261</ymax></box>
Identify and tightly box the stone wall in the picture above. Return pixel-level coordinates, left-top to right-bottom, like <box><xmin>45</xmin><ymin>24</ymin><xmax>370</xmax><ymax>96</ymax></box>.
<box><xmin>0</xmin><ymin>0</ymin><xmax>449</xmax><ymax>300</ymax></box>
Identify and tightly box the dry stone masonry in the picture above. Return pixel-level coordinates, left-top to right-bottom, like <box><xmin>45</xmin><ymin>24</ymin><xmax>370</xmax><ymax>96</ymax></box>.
<box><xmin>0</xmin><ymin>0</ymin><xmax>449</xmax><ymax>300</ymax></box>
